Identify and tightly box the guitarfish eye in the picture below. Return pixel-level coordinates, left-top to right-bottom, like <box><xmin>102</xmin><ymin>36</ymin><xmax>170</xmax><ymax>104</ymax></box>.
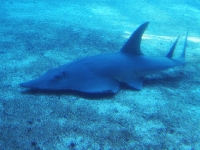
<box><xmin>53</xmin><ymin>71</ymin><xmax>68</xmax><ymax>80</ymax></box>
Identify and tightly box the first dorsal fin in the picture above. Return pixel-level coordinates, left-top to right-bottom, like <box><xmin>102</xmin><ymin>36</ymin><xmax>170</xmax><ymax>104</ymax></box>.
<box><xmin>121</xmin><ymin>22</ymin><xmax>149</xmax><ymax>55</ymax></box>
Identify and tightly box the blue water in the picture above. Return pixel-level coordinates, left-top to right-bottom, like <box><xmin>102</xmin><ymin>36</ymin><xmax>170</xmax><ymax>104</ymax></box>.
<box><xmin>0</xmin><ymin>0</ymin><xmax>200</xmax><ymax>149</ymax></box>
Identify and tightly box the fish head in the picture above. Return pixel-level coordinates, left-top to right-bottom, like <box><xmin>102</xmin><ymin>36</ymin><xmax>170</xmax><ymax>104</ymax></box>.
<box><xmin>20</xmin><ymin>68</ymin><xmax>73</xmax><ymax>90</ymax></box>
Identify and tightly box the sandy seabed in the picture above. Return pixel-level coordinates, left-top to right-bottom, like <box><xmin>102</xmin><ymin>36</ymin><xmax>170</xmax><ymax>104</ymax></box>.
<box><xmin>0</xmin><ymin>0</ymin><xmax>200</xmax><ymax>149</ymax></box>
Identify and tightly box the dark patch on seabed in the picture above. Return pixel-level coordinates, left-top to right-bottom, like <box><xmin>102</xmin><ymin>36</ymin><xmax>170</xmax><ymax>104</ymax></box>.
<box><xmin>0</xmin><ymin>0</ymin><xmax>200</xmax><ymax>149</ymax></box>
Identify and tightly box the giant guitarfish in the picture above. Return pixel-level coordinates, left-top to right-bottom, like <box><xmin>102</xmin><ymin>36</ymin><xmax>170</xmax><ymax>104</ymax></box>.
<box><xmin>20</xmin><ymin>22</ymin><xmax>188</xmax><ymax>93</ymax></box>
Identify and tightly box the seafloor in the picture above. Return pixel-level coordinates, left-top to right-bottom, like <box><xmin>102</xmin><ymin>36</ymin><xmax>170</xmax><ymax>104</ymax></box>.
<box><xmin>0</xmin><ymin>0</ymin><xmax>200</xmax><ymax>149</ymax></box>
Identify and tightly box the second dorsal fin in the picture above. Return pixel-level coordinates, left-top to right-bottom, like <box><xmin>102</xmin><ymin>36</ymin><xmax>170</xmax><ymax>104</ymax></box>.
<box><xmin>166</xmin><ymin>36</ymin><xmax>179</xmax><ymax>58</ymax></box>
<box><xmin>121</xmin><ymin>22</ymin><xmax>149</xmax><ymax>55</ymax></box>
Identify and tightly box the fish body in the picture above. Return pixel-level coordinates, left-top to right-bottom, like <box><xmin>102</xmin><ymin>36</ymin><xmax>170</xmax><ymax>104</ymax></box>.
<box><xmin>20</xmin><ymin>22</ymin><xmax>188</xmax><ymax>93</ymax></box>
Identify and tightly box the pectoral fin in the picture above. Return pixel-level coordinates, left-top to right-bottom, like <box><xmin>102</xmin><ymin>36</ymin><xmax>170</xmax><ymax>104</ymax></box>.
<box><xmin>125</xmin><ymin>77</ymin><xmax>144</xmax><ymax>90</ymax></box>
<box><xmin>74</xmin><ymin>76</ymin><xmax>119</xmax><ymax>93</ymax></box>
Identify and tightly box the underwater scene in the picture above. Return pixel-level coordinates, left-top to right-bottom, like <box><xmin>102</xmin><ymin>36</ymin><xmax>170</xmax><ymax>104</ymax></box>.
<box><xmin>0</xmin><ymin>0</ymin><xmax>200</xmax><ymax>149</ymax></box>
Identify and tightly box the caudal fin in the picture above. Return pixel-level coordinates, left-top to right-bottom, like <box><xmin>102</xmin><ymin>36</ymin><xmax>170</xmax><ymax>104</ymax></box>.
<box><xmin>180</xmin><ymin>29</ymin><xmax>188</xmax><ymax>59</ymax></box>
